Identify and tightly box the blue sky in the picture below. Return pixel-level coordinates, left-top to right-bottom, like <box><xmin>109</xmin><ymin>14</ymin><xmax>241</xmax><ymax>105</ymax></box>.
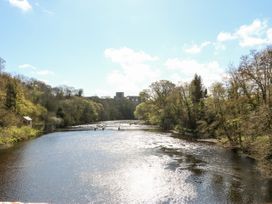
<box><xmin>1</xmin><ymin>0</ymin><xmax>272</xmax><ymax>96</ymax></box>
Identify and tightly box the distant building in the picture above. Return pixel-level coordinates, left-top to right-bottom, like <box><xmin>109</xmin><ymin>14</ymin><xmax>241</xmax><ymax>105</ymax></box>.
<box><xmin>127</xmin><ymin>96</ymin><xmax>140</xmax><ymax>104</ymax></box>
<box><xmin>114</xmin><ymin>92</ymin><xmax>125</xmax><ymax>100</ymax></box>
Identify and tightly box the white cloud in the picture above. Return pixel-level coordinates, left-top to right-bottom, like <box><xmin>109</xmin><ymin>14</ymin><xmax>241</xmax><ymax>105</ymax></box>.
<box><xmin>105</xmin><ymin>47</ymin><xmax>158</xmax><ymax>65</ymax></box>
<box><xmin>18</xmin><ymin>64</ymin><xmax>54</xmax><ymax>77</ymax></box>
<box><xmin>217</xmin><ymin>32</ymin><xmax>236</xmax><ymax>42</ymax></box>
<box><xmin>185</xmin><ymin>41</ymin><xmax>211</xmax><ymax>54</ymax></box>
<box><xmin>104</xmin><ymin>47</ymin><xmax>161</xmax><ymax>95</ymax></box>
<box><xmin>266</xmin><ymin>28</ymin><xmax>272</xmax><ymax>43</ymax></box>
<box><xmin>213</xmin><ymin>42</ymin><xmax>226</xmax><ymax>52</ymax></box>
<box><xmin>34</xmin><ymin>2</ymin><xmax>55</xmax><ymax>16</ymax></box>
<box><xmin>165</xmin><ymin>58</ymin><xmax>225</xmax><ymax>87</ymax></box>
<box><xmin>9</xmin><ymin>0</ymin><xmax>32</xmax><ymax>12</ymax></box>
<box><xmin>36</xmin><ymin>70</ymin><xmax>54</xmax><ymax>76</ymax></box>
<box><xmin>217</xmin><ymin>19</ymin><xmax>272</xmax><ymax>47</ymax></box>
<box><xmin>237</xmin><ymin>19</ymin><xmax>268</xmax><ymax>47</ymax></box>
<box><xmin>236</xmin><ymin>19</ymin><xmax>266</xmax><ymax>37</ymax></box>
<box><xmin>103</xmin><ymin>48</ymin><xmax>226</xmax><ymax>95</ymax></box>
<box><xmin>19</xmin><ymin>64</ymin><xmax>36</xmax><ymax>70</ymax></box>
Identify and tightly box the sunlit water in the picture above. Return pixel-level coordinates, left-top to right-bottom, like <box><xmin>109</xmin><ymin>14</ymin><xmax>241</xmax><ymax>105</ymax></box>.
<box><xmin>0</xmin><ymin>121</ymin><xmax>271</xmax><ymax>203</ymax></box>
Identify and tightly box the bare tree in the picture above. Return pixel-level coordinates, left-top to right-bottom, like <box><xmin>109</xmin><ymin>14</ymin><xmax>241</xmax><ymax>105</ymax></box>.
<box><xmin>238</xmin><ymin>48</ymin><xmax>272</xmax><ymax>105</ymax></box>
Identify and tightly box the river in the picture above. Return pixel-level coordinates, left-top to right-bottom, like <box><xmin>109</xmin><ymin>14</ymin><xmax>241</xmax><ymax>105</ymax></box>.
<box><xmin>0</xmin><ymin>121</ymin><xmax>271</xmax><ymax>203</ymax></box>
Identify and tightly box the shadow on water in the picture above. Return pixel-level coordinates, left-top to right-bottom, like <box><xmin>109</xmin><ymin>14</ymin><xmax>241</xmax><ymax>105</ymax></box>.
<box><xmin>0</xmin><ymin>142</ymin><xmax>29</xmax><ymax>200</ymax></box>
<box><xmin>155</xmin><ymin>138</ymin><xmax>272</xmax><ymax>204</ymax></box>
<box><xmin>159</xmin><ymin>146</ymin><xmax>206</xmax><ymax>176</ymax></box>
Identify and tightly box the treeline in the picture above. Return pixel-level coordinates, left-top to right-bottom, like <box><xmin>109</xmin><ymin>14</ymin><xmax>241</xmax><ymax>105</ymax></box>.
<box><xmin>135</xmin><ymin>48</ymin><xmax>272</xmax><ymax>163</ymax></box>
<box><xmin>90</xmin><ymin>96</ymin><xmax>136</xmax><ymax>121</ymax></box>
<box><xmin>0</xmin><ymin>75</ymin><xmax>137</xmax><ymax>128</ymax></box>
<box><xmin>0</xmin><ymin>74</ymin><xmax>102</xmax><ymax>143</ymax></box>
<box><xmin>24</xmin><ymin>82</ymin><xmax>105</xmax><ymax>128</ymax></box>
<box><xmin>0</xmin><ymin>60</ymin><xmax>136</xmax><ymax>144</ymax></box>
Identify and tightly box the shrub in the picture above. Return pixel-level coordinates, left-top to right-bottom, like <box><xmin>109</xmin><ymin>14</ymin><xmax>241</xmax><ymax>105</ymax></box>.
<box><xmin>0</xmin><ymin>126</ymin><xmax>40</xmax><ymax>144</ymax></box>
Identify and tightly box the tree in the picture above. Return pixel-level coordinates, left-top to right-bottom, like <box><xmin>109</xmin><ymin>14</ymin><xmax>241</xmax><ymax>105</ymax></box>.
<box><xmin>190</xmin><ymin>74</ymin><xmax>206</xmax><ymax>104</ymax></box>
<box><xmin>238</xmin><ymin>48</ymin><xmax>272</xmax><ymax>105</ymax></box>
<box><xmin>134</xmin><ymin>102</ymin><xmax>156</xmax><ymax>123</ymax></box>
<box><xmin>149</xmin><ymin>80</ymin><xmax>175</xmax><ymax>107</ymax></box>
<box><xmin>139</xmin><ymin>90</ymin><xmax>149</xmax><ymax>102</ymax></box>
<box><xmin>189</xmin><ymin>74</ymin><xmax>207</xmax><ymax>130</ymax></box>
<box><xmin>134</xmin><ymin>47</ymin><xmax>272</xmax><ymax>163</ymax></box>
<box><xmin>80</xmin><ymin>105</ymin><xmax>95</xmax><ymax>124</ymax></box>
<box><xmin>56</xmin><ymin>107</ymin><xmax>65</xmax><ymax>118</ymax></box>
<box><xmin>5</xmin><ymin>81</ymin><xmax>17</xmax><ymax>111</ymax></box>
<box><xmin>76</xmin><ymin>89</ymin><xmax>83</xmax><ymax>97</ymax></box>
<box><xmin>178</xmin><ymin>83</ymin><xmax>197</xmax><ymax>135</ymax></box>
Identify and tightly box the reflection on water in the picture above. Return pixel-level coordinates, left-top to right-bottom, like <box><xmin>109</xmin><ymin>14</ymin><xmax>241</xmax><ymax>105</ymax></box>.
<box><xmin>0</xmin><ymin>121</ymin><xmax>271</xmax><ymax>203</ymax></box>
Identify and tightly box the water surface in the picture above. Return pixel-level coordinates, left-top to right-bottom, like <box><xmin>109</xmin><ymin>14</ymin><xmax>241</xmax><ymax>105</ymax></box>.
<box><xmin>0</xmin><ymin>121</ymin><xmax>271</xmax><ymax>203</ymax></box>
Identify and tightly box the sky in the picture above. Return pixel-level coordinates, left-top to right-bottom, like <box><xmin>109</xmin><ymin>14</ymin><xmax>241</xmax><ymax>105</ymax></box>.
<box><xmin>1</xmin><ymin>0</ymin><xmax>272</xmax><ymax>97</ymax></box>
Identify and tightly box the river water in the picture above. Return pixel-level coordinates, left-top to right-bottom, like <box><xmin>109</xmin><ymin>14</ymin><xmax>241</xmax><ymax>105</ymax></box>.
<box><xmin>0</xmin><ymin>121</ymin><xmax>271</xmax><ymax>203</ymax></box>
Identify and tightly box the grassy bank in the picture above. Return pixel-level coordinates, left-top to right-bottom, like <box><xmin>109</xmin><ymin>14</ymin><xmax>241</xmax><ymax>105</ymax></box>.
<box><xmin>0</xmin><ymin>126</ymin><xmax>40</xmax><ymax>145</ymax></box>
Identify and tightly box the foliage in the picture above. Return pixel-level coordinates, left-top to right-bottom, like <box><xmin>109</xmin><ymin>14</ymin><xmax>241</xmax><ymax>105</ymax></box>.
<box><xmin>135</xmin><ymin>47</ymin><xmax>272</xmax><ymax>162</ymax></box>
<box><xmin>90</xmin><ymin>97</ymin><xmax>137</xmax><ymax>121</ymax></box>
<box><xmin>58</xmin><ymin>97</ymin><xmax>103</xmax><ymax>126</ymax></box>
<box><xmin>0</xmin><ymin>126</ymin><xmax>39</xmax><ymax>144</ymax></box>
<box><xmin>5</xmin><ymin>80</ymin><xmax>17</xmax><ymax>110</ymax></box>
<box><xmin>0</xmin><ymin>62</ymin><xmax>138</xmax><ymax>144</ymax></box>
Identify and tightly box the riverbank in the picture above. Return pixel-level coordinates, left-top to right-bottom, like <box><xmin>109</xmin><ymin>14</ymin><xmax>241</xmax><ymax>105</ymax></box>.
<box><xmin>0</xmin><ymin>120</ymin><xmax>149</xmax><ymax>147</ymax></box>
<box><xmin>0</xmin><ymin>126</ymin><xmax>41</xmax><ymax>147</ymax></box>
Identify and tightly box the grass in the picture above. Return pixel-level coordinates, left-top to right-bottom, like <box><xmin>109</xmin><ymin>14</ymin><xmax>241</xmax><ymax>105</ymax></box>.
<box><xmin>0</xmin><ymin>126</ymin><xmax>40</xmax><ymax>145</ymax></box>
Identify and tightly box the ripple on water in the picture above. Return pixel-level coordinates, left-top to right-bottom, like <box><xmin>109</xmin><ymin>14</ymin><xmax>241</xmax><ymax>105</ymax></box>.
<box><xmin>81</xmin><ymin>155</ymin><xmax>197</xmax><ymax>203</ymax></box>
<box><xmin>0</xmin><ymin>123</ymin><xmax>271</xmax><ymax>203</ymax></box>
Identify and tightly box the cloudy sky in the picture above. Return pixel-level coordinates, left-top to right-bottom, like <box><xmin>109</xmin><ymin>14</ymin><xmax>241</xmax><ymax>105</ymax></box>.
<box><xmin>1</xmin><ymin>0</ymin><xmax>272</xmax><ymax>96</ymax></box>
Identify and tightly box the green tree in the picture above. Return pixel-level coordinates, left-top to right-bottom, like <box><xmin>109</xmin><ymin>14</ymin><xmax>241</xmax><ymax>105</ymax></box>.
<box><xmin>5</xmin><ymin>81</ymin><xmax>17</xmax><ymax>111</ymax></box>
<box><xmin>190</xmin><ymin>74</ymin><xmax>206</xmax><ymax>104</ymax></box>
<box><xmin>149</xmin><ymin>80</ymin><xmax>175</xmax><ymax>107</ymax></box>
<box><xmin>56</xmin><ymin>107</ymin><xmax>65</xmax><ymax>118</ymax></box>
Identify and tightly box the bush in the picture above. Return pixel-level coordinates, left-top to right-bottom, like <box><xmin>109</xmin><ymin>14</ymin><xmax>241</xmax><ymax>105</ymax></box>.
<box><xmin>0</xmin><ymin>126</ymin><xmax>40</xmax><ymax>144</ymax></box>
